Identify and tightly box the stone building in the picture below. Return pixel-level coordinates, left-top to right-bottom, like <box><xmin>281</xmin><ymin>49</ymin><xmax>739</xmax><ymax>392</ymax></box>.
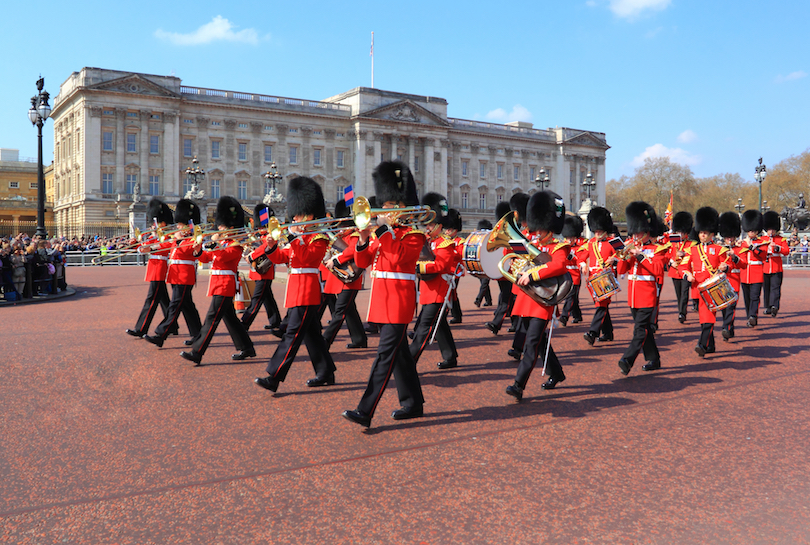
<box><xmin>0</xmin><ymin>148</ymin><xmax>54</xmax><ymax>235</ymax></box>
<box><xmin>50</xmin><ymin>67</ymin><xmax>608</xmax><ymax>233</ymax></box>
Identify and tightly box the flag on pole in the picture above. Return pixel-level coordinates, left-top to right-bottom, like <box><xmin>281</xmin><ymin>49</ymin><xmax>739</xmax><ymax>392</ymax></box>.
<box><xmin>664</xmin><ymin>190</ymin><xmax>673</xmax><ymax>226</ymax></box>
<box><xmin>370</xmin><ymin>31</ymin><xmax>374</xmax><ymax>56</ymax></box>
<box><xmin>344</xmin><ymin>184</ymin><xmax>354</xmax><ymax>206</ymax></box>
<box><xmin>259</xmin><ymin>206</ymin><xmax>270</xmax><ymax>226</ymax></box>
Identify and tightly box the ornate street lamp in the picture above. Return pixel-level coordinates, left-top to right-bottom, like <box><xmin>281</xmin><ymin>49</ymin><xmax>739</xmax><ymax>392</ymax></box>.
<box><xmin>761</xmin><ymin>200</ymin><xmax>770</xmax><ymax>214</ymax></box>
<box><xmin>754</xmin><ymin>157</ymin><xmax>767</xmax><ymax>212</ymax></box>
<box><xmin>184</xmin><ymin>156</ymin><xmax>206</xmax><ymax>200</ymax></box>
<box><xmin>535</xmin><ymin>168</ymin><xmax>550</xmax><ymax>190</ymax></box>
<box><xmin>582</xmin><ymin>170</ymin><xmax>597</xmax><ymax>201</ymax></box>
<box><xmin>734</xmin><ymin>197</ymin><xmax>745</xmax><ymax>216</ymax></box>
<box><xmin>28</xmin><ymin>77</ymin><xmax>51</xmax><ymax>239</ymax></box>
<box><xmin>263</xmin><ymin>162</ymin><xmax>284</xmax><ymax>205</ymax></box>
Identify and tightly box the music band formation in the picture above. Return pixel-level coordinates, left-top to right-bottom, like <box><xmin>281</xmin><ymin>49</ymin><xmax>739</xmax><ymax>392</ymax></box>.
<box><xmin>119</xmin><ymin>159</ymin><xmax>789</xmax><ymax>429</ymax></box>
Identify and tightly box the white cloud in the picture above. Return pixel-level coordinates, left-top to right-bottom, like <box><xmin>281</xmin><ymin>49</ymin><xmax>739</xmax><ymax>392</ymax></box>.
<box><xmin>609</xmin><ymin>0</ymin><xmax>671</xmax><ymax>19</ymax></box>
<box><xmin>631</xmin><ymin>143</ymin><xmax>701</xmax><ymax>167</ymax></box>
<box><xmin>485</xmin><ymin>104</ymin><xmax>533</xmax><ymax>123</ymax></box>
<box><xmin>677</xmin><ymin>130</ymin><xmax>697</xmax><ymax>144</ymax></box>
<box><xmin>775</xmin><ymin>71</ymin><xmax>808</xmax><ymax>83</ymax></box>
<box><xmin>155</xmin><ymin>16</ymin><xmax>261</xmax><ymax>46</ymax></box>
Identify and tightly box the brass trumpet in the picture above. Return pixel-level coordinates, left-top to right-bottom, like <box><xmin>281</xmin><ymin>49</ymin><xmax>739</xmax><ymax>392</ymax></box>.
<box><xmin>264</xmin><ymin>216</ymin><xmax>349</xmax><ymax>241</ymax></box>
<box><xmin>351</xmin><ymin>196</ymin><xmax>436</xmax><ymax>230</ymax></box>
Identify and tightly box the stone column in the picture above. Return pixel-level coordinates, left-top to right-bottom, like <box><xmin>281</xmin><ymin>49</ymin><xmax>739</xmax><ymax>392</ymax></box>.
<box><xmin>555</xmin><ymin>148</ymin><xmax>567</xmax><ymax>208</ymax></box>
<box><xmin>439</xmin><ymin>139</ymin><xmax>449</xmax><ymax>198</ymax></box>
<box><xmin>349</xmin><ymin>129</ymin><xmax>367</xmax><ymax>197</ymax></box>
<box><xmin>139</xmin><ymin>111</ymin><xmax>150</xmax><ymax>195</ymax></box>
<box><xmin>408</xmin><ymin>135</ymin><xmax>416</xmax><ymax>175</ymax></box>
<box><xmin>195</xmin><ymin>116</ymin><xmax>210</xmax><ymax>195</ymax></box>
<box><xmin>86</xmin><ymin>105</ymin><xmax>102</xmax><ymax>194</ymax></box>
<box><xmin>163</xmin><ymin>111</ymin><xmax>178</xmax><ymax>196</ymax></box>
<box><xmin>373</xmin><ymin>133</ymin><xmax>383</xmax><ymax>180</ymax></box>
<box><xmin>115</xmin><ymin>108</ymin><xmax>126</xmax><ymax>193</ymax></box>
<box><xmin>425</xmin><ymin>138</ymin><xmax>435</xmax><ymax>194</ymax></box>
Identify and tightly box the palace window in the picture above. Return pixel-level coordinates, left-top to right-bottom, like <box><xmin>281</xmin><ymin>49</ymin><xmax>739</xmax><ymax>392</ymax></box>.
<box><xmin>8</xmin><ymin>181</ymin><xmax>19</xmax><ymax>189</ymax></box>
<box><xmin>514</xmin><ymin>165</ymin><xmax>520</xmax><ymax>181</ymax></box>
<box><xmin>238</xmin><ymin>142</ymin><xmax>247</xmax><ymax>161</ymax></box>
<box><xmin>462</xmin><ymin>160</ymin><xmax>468</xmax><ymax>177</ymax></box>
<box><xmin>264</xmin><ymin>145</ymin><xmax>273</xmax><ymax>163</ymax></box>
<box><xmin>149</xmin><ymin>175</ymin><xmax>160</xmax><ymax>196</ymax></box>
<box><xmin>414</xmin><ymin>156</ymin><xmax>420</xmax><ymax>173</ymax></box>
<box><xmin>125</xmin><ymin>174</ymin><xmax>137</xmax><ymax>194</ymax></box>
<box><xmin>461</xmin><ymin>192</ymin><xmax>468</xmax><ymax>209</ymax></box>
<box><xmin>238</xmin><ymin>123</ymin><xmax>248</xmax><ymax>129</ymax></box>
<box><xmin>479</xmin><ymin>193</ymin><xmax>487</xmax><ymax>209</ymax></box>
<box><xmin>211</xmin><ymin>179</ymin><xmax>221</xmax><ymax>199</ymax></box>
<box><xmin>211</xmin><ymin>140</ymin><xmax>221</xmax><ymax>159</ymax></box>
<box><xmin>183</xmin><ymin>138</ymin><xmax>193</xmax><ymax>158</ymax></box>
<box><xmin>336</xmin><ymin>150</ymin><xmax>345</xmax><ymax>168</ymax></box>
<box><xmin>479</xmin><ymin>161</ymin><xmax>486</xmax><ymax>178</ymax></box>
<box><xmin>102</xmin><ymin>131</ymin><xmax>113</xmax><ymax>152</ymax></box>
<box><xmin>313</xmin><ymin>148</ymin><xmax>321</xmax><ymax>166</ymax></box>
<box><xmin>237</xmin><ymin>180</ymin><xmax>247</xmax><ymax>200</ymax></box>
<box><xmin>289</xmin><ymin>146</ymin><xmax>298</xmax><ymax>164</ymax></box>
<box><xmin>126</xmin><ymin>134</ymin><xmax>137</xmax><ymax>153</ymax></box>
<box><xmin>336</xmin><ymin>185</ymin><xmax>344</xmax><ymax>202</ymax></box>
<box><xmin>102</xmin><ymin>173</ymin><xmax>113</xmax><ymax>195</ymax></box>
<box><xmin>497</xmin><ymin>164</ymin><xmax>503</xmax><ymax>180</ymax></box>
<box><xmin>150</xmin><ymin>135</ymin><xmax>160</xmax><ymax>154</ymax></box>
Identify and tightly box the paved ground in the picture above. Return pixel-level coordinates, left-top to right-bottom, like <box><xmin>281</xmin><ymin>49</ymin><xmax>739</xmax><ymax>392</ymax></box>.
<box><xmin>1</xmin><ymin>267</ymin><xmax>809</xmax><ymax>544</ymax></box>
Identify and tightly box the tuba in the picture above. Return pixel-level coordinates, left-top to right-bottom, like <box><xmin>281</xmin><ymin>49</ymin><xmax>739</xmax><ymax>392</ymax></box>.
<box><xmin>486</xmin><ymin>211</ymin><xmax>572</xmax><ymax>306</ymax></box>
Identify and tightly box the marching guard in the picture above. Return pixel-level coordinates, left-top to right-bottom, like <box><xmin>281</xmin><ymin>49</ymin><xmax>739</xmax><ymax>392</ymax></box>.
<box><xmin>343</xmin><ymin>161</ymin><xmax>426</xmax><ymax>428</ymax></box>
<box><xmin>667</xmin><ymin>211</ymin><xmax>695</xmax><ymax>324</ymax></box>
<box><xmin>740</xmin><ymin>210</ymin><xmax>767</xmax><ymax>328</ymax></box>
<box><xmin>444</xmin><ymin>208</ymin><xmax>465</xmax><ymax>324</ymax></box>
<box><xmin>719</xmin><ymin>211</ymin><xmax>746</xmax><ymax>341</ymax></box>
<box><xmin>762</xmin><ymin>210</ymin><xmax>789</xmax><ymax>317</ymax></box>
<box><xmin>254</xmin><ymin>177</ymin><xmax>337</xmax><ymax>392</ymax></box>
<box><xmin>579</xmin><ymin>207</ymin><xmax>617</xmax><ymax>346</ymax></box>
<box><xmin>485</xmin><ymin>201</ymin><xmax>516</xmax><ymax>335</ymax></box>
<box><xmin>241</xmin><ymin>204</ymin><xmax>282</xmax><ymax>332</ymax></box>
<box><xmin>559</xmin><ymin>215</ymin><xmax>585</xmax><ymax>326</ymax></box>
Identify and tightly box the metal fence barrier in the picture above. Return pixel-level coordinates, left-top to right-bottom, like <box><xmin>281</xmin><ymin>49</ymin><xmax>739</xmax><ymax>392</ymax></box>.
<box><xmin>64</xmin><ymin>250</ymin><xmax>146</xmax><ymax>267</ymax></box>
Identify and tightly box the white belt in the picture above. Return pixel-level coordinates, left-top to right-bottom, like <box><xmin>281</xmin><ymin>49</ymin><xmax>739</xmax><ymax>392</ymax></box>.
<box><xmin>169</xmin><ymin>259</ymin><xmax>195</xmax><ymax>265</ymax></box>
<box><xmin>566</xmin><ymin>265</ymin><xmax>578</xmax><ymax>270</ymax></box>
<box><xmin>289</xmin><ymin>268</ymin><xmax>319</xmax><ymax>275</ymax></box>
<box><xmin>731</xmin><ymin>269</ymin><xmax>740</xmax><ymax>273</ymax></box>
<box><xmin>628</xmin><ymin>274</ymin><xmax>656</xmax><ymax>281</ymax></box>
<box><xmin>149</xmin><ymin>255</ymin><xmax>168</xmax><ymax>261</ymax></box>
<box><xmin>373</xmin><ymin>271</ymin><xmax>417</xmax><ymax>281</ymax></box>
<box><xmin>211</xmin><ymin>270</ymin><xmax>237</xmax><ymax>276</ymax></box>
<box><xmin>749</xmin><ymin>260</ymin><xmax>762</xmax><ymax>265</ymax></box>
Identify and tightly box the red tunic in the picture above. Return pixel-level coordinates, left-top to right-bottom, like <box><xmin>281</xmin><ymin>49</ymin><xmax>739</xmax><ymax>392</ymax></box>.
<box><xmin>616</xmin><ymin>242</ymin><xmax>667</xmax><ymax>308</ymax></box>
<box><xmin>268</xmin><ymin>233</ymin><xmax>328</xmax><ymax>307</ymax></box>
<box><xmin>725</xmin><ymin>244</ymin><xmax>748</xmax><ymax>291</ymax></box>
<box><xmin>566</xmin><ymin>237</ymin><xmax>586</xmax><ymax>286</ymax></box>
<box><xmin>196</xmin><ymin>243</ymin><xmax>243</xmax><ymax>297</ymax></box>
<box><xmin>139</xmin><ymin>237</ymin><xmax>170</xmax><ymax>282</ymax></box>
<box><xmin>763</xmin><ymin>235</ymin><xmax>789</xmax><ymax>274</ymax></box>
<box><xmin>680</xmin><ymin>243</ymin><xmax>734</xmax><ymax>323</ymax></box>
<box><xmin>579</xmin><ymin>237</ymin><xmax>617</xmax><ymax>307</ymax></box>
<box><xmin>740</xmin><ymin>238</ymin><xmax>767</xmax><ymax>284</ymax></box>
<box><xmin>512</xmin><ymin>235</ymin><xmax>570</xmax><ymax>321</ymax></box>
<box><xmin>247</xmin><ymin>242</ymin><xmax>275</xmax><ymax>281</ymax></box>
<box><xmin>417</xmin><ymin>234</ymin><xmax>461</xmax><ymax>305</ymax></box>
<box><xmin>355</xmin><ymin>224</ymin><xmax>425</xmax><ymax>324</ymax></box>
<box><xmin>166</xmin><ymin>239</ymin><xmax>198</xmax><ymax>286</ymax></box>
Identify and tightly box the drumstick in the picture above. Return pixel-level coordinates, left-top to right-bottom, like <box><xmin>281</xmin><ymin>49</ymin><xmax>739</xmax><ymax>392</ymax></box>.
<box><xmin>542</xmin><ymin>314</ymin><xmax>554</xmax><ymax>376</ymax></box>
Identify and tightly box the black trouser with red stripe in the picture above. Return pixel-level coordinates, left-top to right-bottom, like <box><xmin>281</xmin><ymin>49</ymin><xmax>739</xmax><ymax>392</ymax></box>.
<box><xmin>722</xmin><ymin>302</ymin><xmax>738</xmax><ymax>338</ymax></box>
<box><xmin>588</xmin><ymin>304</ymin><xmax>613</xmax><ymax>337</ymax></box>
<box><xmin>561</xmin><ymin>283</ymin><xmax>582</xmax><ymax>321</ymax></box>
<box><xmin>410</xmin><ymin>302</ymin><xmax>458</xmax><ymax>364</ymax></box>
<box><xmin>357</xmin><ymin>323</ymin><xmax>424</xmax><ymax>418</ymax></box>
<box><xmin>490</xmin><ymin>280</ymin><xmax>515</xmax><ymax>331</ymax></box>
<box><xmin>515</xmin><ymin>317</ymin><xmax>563</xmax><ymax>389</ymax></box>
<box><xmin>511</xmin><ymin>316</ymin><xmax>529</xmax><ymax>353</ymax></box>
<box><xmin>154</xmin><ymin>284</ymin><xmax>202</xmax><ymax>340</ymax></box>
<box><xmin>741</xmin><ymin>282</ymin><xmax>762</xmax><ymax>318</ymax></box>
<box><xmin>191</xmin><ymin>295</ymin><xmax>253</xmax><ymax>358</ymax></box>
<box><xmin>475</xmin><ymin>277</ymin><xmax>492</xmax><ymax>306</ymax></box>
<box><xmin>763</xmin><ymin>272</ymin><xmax>783</xmax><ymax>311</ymax></box>
<box><xmin>672</xmin><ymin>277</ymin><xmax>691</xmax><ymax>317</ymax></box>
<box><xmin>323</xmin><ymin>289</ymin><xmax>367</xmax><ymax>348</ymax></box>
<box><xmin>621</xmin><ymin>307</ymin><xmax>659</xmax><ymax>365</ymax></box>
<box><xmin>265</xmin><ymin>304</ymin><xmax>336</xmax><ymax>382</ymax></box>
<box><xmin>134</xmin><ymin>280</ymin><xmax>172</xmax><ymax>335</ymax></box>
<box><xmin>699</xmin><ymin>322</ymin><xmax>716</xmax><ymax>351</ymax></box>
<box><xmin>241</xmin><ymin>279</ymin><xmax>281</xmax><ymax>330</ymax></box>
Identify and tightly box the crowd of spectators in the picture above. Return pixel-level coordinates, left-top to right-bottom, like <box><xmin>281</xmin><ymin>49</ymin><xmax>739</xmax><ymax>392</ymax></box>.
<box><xmin>1</xmin><ymin>232</ymin><xmax>75</xmax><ymax>301</ymax></box>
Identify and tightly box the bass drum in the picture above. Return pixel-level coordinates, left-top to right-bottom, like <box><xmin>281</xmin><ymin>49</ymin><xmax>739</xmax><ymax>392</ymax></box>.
<box><xmin>463</xmin><ymin>230</ymin><xmax>503</xmax><ymax>280</ymax></box>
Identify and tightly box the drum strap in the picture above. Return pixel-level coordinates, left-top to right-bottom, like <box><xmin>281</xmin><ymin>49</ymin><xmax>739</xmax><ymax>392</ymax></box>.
<box><xmin>592</xmin><ymin>238</ymin><xmax>606</xmax><ymax>269</ymax></box>
<box><xmin>697</xmin><ymin>244</ymin><xmax>718</xmax><ymax>275</ymax></box>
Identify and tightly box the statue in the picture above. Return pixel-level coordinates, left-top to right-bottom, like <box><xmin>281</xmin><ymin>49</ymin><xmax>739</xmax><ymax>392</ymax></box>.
<box><xmin>132</xmin><ymin>183</ymin><xmax>141</xmax><ymax>203</ymax></box>
<box><xmin>798</xmin><ymin>193</ymin><xmax>806</xmax><ymax>209</ymax></box>
<box><xmin>781</xmin><ymin>205</ymin><xmax>810</xmax><ymax>231</ymax></box>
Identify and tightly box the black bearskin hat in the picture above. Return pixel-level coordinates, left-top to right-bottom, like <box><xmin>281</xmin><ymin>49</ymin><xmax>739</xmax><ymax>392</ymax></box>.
<box><xmin>174</xmin><ymin>199</ymin><xmax>200</xmax><ymax>226</ymax></box>
<box><xmin>763</xmin><ymin>210</ymin><xmax>781</xmax><ymax>232</ymax></box>
<box><xmin>334</xmin><ymin>199</ymin><xmax>350</xmax><ymax>219</ymax></box>
<box><xmin>672</xmin><ymin>211</ymin><xmax>693</xmax><ymax>235</ymax></box>
<box><xmin>719</xmin><ymin>211</ymin><xmax>741</xmax><ymax>240</ymax></box>
<box><xmin>510</xmin><ymin>193</ymin><xmax>530</xmax><ymax>226</ymax></box>
<box><xmin>561</xmin><ymin>215</ymin><xmax>584</xmax><ymax>239</ymax></box>
<box><xmin>587</xmin><ymin>206</ymin><xmax>614</xmax><ymax>234</ymax></box>
<box><xmin>695</xmin><ymin>207</ymin><xmax>719</xmax><ymax>234</ymax></box>
<box><xmin>741</xmin><ymin>210</ymin><xmax>763</xmax><ymax>233</ymax></box>
<box><xmin>625</xmin><ymin>201</ymin><xmax>658</xmax><ymax>235</ymax></box>
<box><xmin>446</xmin><ymin>209</ymin><xmax>463</xmax><ymax>232</ymax></box>
<box><xmin>373</xmin><ymin>160</ymin><xmax>419</xmax><ymax>207</ymax></box>
<box><xmin>286</xmin><ymin>176</ymin><xmax>326</xmax><ymax>219</ymax></box>
<box><xmin>252</xmin><ymin>203</ymin><xmax>274</xmax><ymax>227</ymax></box>
<box><xmin>215</xmin><ymin>196</ymin><xmax>245</xmax><ymax>229</ymax></box>
<box><xmin>495</xmin><ymin>201</ymin><xmax>512</xmax><ymax>224</ymax></box>
<box><xmin>527</xmin><ymin>191</ymin><xmax>566</xmax><ymax>234</ymax></box>
<box><xmin>477</xmin><ymin>219</ymin><xmax>493</xmax><ymax>230</ymax></box>
<box><xmin>688</xmin><ymin>227</ymin><xmax>699</xmax><ymax>242</ymax></box>
<box><xmin>653</xmin><ymin>217</ymin><xmax>667</xmax><ymax>238</ymax></box>
<box><xmin>421</xmin><ymin>192</ymin><xmax>450</xmax><ymax>227</ymax></box>
<box><xmin>147</xmin><ymin>197</ymin><xmax>173</xmax><ymax>226</ymax></box>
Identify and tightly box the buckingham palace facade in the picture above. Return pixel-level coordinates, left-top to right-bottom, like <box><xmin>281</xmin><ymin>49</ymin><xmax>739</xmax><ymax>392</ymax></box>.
<box><xmin>50</xmin><ymin>67</ymin><xmax>609</xmax><ymax>232</ymax></box>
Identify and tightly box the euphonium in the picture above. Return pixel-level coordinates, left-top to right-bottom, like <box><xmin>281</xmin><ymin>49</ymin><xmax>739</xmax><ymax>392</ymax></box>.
<box><xmin>323</xmin><ymin>230</ymin><xmax>363</xmax><ymax>284</ymax></box>
<box><xmin>486</xmin><ymin>211</ymin><xmax>572</xmax><ymax>306</ymax></box>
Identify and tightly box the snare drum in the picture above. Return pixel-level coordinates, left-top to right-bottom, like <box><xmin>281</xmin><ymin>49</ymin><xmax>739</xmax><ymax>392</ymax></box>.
<box><xmin>463</xmin><ymin>230</ymin><xmax>503</xmax><ymax>280</ymax></box>
<box><xmin>587</xmin><ymin>268</ymin><xmax>621</xmax><ymax>302</ymax></box>
<box><xmin>698</xmin><ymin>273</ymin><xmax>738</xmax><ymax>311</ymax></box>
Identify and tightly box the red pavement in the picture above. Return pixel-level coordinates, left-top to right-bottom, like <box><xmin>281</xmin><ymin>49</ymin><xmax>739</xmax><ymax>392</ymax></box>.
<box><xmin>2</xmin><ymin>267</ymin><xmax>810</xmax><ymax>544</ymax></box>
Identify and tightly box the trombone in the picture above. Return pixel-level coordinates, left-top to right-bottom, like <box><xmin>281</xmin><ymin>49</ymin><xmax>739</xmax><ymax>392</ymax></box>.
<box><xmin>351</xmin><ymin>196</ymin><xmax>436</xmax><ymax>230</ymax></box>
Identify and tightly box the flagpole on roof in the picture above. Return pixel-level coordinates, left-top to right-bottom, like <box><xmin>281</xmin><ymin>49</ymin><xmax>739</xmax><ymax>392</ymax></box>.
<box><xmin>370</xmin><ymin>31</ymin><xmax>374</xmax><ymax>88</ymax></box>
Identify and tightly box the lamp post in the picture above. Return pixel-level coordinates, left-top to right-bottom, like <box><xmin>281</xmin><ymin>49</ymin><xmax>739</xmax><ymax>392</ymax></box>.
<box><xmin>184</xmin><ymin>156</ymin><xmax>206</xmax><ymax>200</ymax></box>
<box><xmin>28</xmin><ymin>77</ymin><xmax>51</xmax><ymax>239</ymax></box>
<box><xmin>755</xmin><ymin>157</ymin><xmax>767</xmax><ymax>212</ymax></box>
<box><xmin>735</xmin><ymin>198</ymin><xmax>745</xmax><ymax>216</ymax></box>
<box><xmin>582</xmin><ymin>170</ymin><xmax>597</xmax><ymax>203</ymax></box>
<box><xmin>761</xmin><ymin>200</ymin><xmax>770</xmax><ymax>214</ymax></box>
<box><xmin>535</xmin><ymin>168</ymin><xmax>550</xmax><ymax>190</ymax></box>
<box><xmin>263</xmin><ymin>162</ymin><xmax>284</xmax><ymax>205</ymax></box>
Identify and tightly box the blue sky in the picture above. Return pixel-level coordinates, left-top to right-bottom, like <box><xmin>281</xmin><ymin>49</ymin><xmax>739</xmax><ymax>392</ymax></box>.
<box><xmin>1</xmin><ymin>0</ymin><xmax>807</xmax><ymax>182</ymax></box>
